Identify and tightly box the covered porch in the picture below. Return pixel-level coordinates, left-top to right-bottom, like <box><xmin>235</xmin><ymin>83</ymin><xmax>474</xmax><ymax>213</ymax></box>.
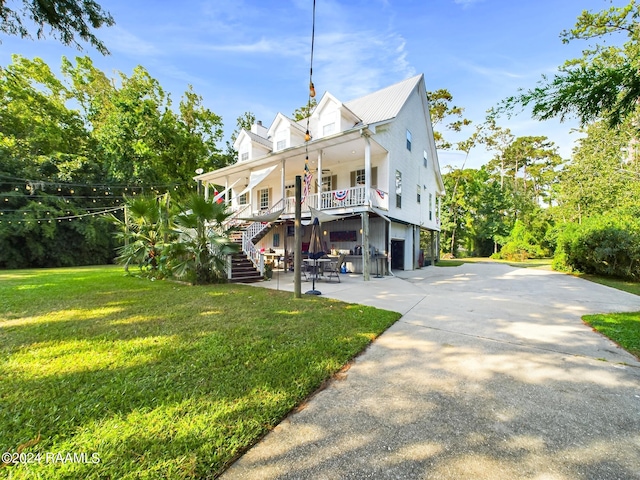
<box><xmin>196</xmin><ymin>126</ymin><xmax>390</xmax><ymax>220</ymax></box>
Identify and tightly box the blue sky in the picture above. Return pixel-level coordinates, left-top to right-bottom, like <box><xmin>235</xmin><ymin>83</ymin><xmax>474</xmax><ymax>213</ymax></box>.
<box><xmin>0</xmin><ymin>0</ymin><xmax>623</xmax><ymax>169</ymax></box>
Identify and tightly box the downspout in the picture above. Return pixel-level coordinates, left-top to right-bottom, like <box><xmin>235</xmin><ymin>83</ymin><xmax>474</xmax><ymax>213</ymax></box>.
<box><xmin>362</xmin><ymin>131</ymin><xmax>372</xmax><ymax>280</ymax></box>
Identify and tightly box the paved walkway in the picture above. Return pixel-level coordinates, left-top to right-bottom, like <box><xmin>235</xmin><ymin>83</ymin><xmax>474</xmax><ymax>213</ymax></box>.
<box><xmin>223</xmin><ymin>263</ymin><xmax>640</xmax><ymax>479</ymax></box>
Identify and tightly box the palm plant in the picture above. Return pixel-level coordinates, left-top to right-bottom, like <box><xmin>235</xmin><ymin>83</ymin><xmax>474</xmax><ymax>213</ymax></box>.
<box><xmin>111</xmin><ymin>194</ymin><xmax>176</xmax><ymax>277</ymax></box>
<box><xmin>167</xmin><ymin>194</ymin><xmax>239</xmax><ymax>284</ymax></box>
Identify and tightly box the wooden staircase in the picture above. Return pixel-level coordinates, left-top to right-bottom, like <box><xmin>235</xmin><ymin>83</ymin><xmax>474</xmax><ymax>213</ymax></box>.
<box><xmin>228</xmin><ymin>229</ymin><xmax>263</xmax><ymax>283</ymax></box>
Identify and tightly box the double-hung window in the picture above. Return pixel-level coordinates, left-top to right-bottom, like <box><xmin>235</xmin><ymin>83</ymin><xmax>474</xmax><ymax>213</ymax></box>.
<box><xmin>259</xmin><ymin>188</ymin><xmax>270</xmax><ymax>210</ymax></box>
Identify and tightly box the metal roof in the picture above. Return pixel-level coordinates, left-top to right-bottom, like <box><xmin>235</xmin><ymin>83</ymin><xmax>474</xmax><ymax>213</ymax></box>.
<box><xmin>344</xmin><ymin>74</ymin><xmax>423</xmax><ymax>125</ymax></box>
<box><xmin>245</xmin><ymin>130</ymin><xmax>272</xmax><ymax>149</ymax></box>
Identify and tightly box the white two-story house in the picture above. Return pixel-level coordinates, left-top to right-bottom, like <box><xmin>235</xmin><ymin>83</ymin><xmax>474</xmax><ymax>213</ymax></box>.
<box><xmin>195</xmin><ymin>74</ymin><xmax>445</xmax><ymax>280</ymax></box>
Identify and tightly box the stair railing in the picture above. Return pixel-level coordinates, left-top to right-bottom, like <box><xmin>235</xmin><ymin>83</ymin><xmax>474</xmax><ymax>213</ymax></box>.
<box><xmin>239</xmin><ymin>200</ymin><xmax>285</xmax><ymax>274</ymax></box>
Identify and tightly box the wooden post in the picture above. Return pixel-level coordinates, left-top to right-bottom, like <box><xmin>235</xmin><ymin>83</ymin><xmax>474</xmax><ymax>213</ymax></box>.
<box><xmin>362</xmin><ymin>212</ymin><xmax>370</xmax><ymax>281</ymax></box>
<box><xmin>430</xmin><ymin>230</ymin><xmax>435</xmax><ymax>266</ymax></box>
<box><xmin>294</xmin><ymin>175</ymin><xmax>302</xmax><ymax>298</ymax></box>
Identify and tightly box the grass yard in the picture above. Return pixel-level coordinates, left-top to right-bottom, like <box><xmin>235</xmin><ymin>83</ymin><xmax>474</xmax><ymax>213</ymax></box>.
<box><xmin>0</xmin><ymin>266</ymin><xmax>401</xmax><ymax>479</ymax></box>
<box><xmin>575</xmin><ymin>274</ymin><xmax>640</xmax><ymax>297</ymax></box>
<box><xmin>583</xmin><ymin>312</ymin><xmax>640</xmax><ymax>360</ymax></box>
<box><xmin>434</xmin><ymin>259</ymin><xmax>464</xmax><ymax>267</ymax></box>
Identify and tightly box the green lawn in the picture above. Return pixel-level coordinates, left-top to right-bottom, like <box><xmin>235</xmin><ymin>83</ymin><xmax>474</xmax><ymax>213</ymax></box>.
<box><xmin>0</xmin><ymin>266</ymin><xmax>401</xmax><ymax>479</ymax></box>
<box><xmin>583</xmin><ymin>312</ymin><xmax>640</xmax><ymax>359</ymax></box>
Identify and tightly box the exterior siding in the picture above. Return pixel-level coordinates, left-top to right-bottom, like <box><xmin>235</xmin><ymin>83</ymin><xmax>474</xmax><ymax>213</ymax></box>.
<box><xmin>371</xmin><ymin>85</ymin><xmax>440</xmax><ymax>231</ymax></box>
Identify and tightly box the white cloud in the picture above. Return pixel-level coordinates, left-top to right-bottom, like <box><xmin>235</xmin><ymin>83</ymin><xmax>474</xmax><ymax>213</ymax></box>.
<box><xmin>457</xmin><ymin>60</ymin><xmax>526</xmax><ymax>81</ymax></box>
<box><xmin>101</xmin><ymin>26</ymin><xmax>160</xmax><ymax>57</ymax></box>
<box><xmin>453</xmin><ymin>0</ymin><xmax>484</xmax><ymax>8</ymax></box>
<box><xmin>313</xmin><ymin>30</ymin><xmax>416</xmax><ymax>100</ymax></box>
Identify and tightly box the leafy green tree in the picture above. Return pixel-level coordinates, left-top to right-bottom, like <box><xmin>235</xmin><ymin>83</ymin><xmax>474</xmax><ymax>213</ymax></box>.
<box><xmin>0</xmin><ymin>0</ymin><xmax>114</xmax><ymax>54</ymax></box>
<box><xmin>292</xmin><ymin>98</ymin><xmax>317</xmax><ymax>122</ymax></box>
<box><xmin>0</xmin><ymin>55</ymin><xmax>231</xmax><ymax>268</ymax></box>
<box><xmin>0</xmin><ymin>55</ymin><xmax>95</xmax><ymax>180</ymax></box>
<box><xmin>480</xmin><ymin>114</ymin><xmax>514</xmax><ymax>189</ymax></box>
<box><xmin>440</xmin><ymin>167</ymin><xmax>498</xmax><ymax>256</ymax></box>
<box><xmin>495</xmin><ymin>136</ymin><xmax>563</xmax><ymax>208</ymax></box>
<box><xmin>555</xmin><ymin>119</ymin><xmax>639</xmax><ymax>223</ymax></box>
<box><xmin>427</xmin><ymin>89</ymin><xmax>472</xmax><ymax>150</ymax></box>
<box><xmin>61</xmin><ymin>56</ymin><xmax>229</xmax><ymax>189</ymax></box>
<box><xmin>502</xmin><ymin>1</ymin><xmax>640</xmax><ymax>129</ymax></box>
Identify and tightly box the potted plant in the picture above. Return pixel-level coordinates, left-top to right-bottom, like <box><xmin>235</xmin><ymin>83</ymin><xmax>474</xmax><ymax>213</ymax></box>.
<box><xmin>264</xmin><ymin>262</ymin><xmax>273</xmax><ymax>279</ymax></box>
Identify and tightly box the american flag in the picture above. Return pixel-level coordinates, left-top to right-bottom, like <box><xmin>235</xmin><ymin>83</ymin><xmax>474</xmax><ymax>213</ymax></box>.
<box><xmin>302</xmin><ymin>158</ymin><xmax>312</xmax><ymax>203</ymax></box>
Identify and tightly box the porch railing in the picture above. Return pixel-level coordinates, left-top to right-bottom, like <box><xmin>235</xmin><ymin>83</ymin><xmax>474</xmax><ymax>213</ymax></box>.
<box><xmin>283</xmin><ymin>185</ymin><xmax>379</xmax><ymax>215</ymax></box>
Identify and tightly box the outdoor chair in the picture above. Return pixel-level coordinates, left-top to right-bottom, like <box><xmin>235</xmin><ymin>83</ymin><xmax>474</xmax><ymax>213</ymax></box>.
<box><xmin>325</xmin><ymin>253</ymin><xmax>345</xmax><ymax>283</ymax></box>
<box><xmin>301</xmin><ymin>262</ymin><xmax>311</xmax><ymax>281</ymax></box>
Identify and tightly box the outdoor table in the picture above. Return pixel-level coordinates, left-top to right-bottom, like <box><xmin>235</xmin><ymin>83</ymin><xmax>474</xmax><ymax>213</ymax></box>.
<box><xmin>263</xmin><ymin>253</ymin><xmax>282</xmax><ymax>269</ymax></box>
<box><xmin>303</xmin><ymin>258</ymin><xmax>331</xmax><ymax>279</ymax></box>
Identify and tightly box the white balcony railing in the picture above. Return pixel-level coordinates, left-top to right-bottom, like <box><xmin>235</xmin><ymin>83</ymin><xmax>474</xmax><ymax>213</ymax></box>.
<box><xmin>282</xmin><ymin>185</ymin><xmax>387</xmax><ymax>215</ymax></box>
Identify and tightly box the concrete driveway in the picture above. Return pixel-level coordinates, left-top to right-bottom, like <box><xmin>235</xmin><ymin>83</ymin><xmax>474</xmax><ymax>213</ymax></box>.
<box><xmin>223</xmin><ymin>263</ymin><xmax>640</xmax><ymax>479</ymax></box>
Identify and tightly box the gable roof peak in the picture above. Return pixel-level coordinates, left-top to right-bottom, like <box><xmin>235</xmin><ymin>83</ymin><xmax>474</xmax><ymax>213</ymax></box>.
<box><xmin>344</xmin><ymin>74</ymin><xmax>424</xmax><ymax>125</ymax></box>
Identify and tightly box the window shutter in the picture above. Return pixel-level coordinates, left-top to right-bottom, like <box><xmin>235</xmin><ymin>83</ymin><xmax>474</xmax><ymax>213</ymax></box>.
<box><xmin>350</xmin><ymin>171</ymin><xmax>356</xmax><ymax>187</ymax></box>
<box><xmin>371</xmin><ymin>167</ymin><xmax>378</xmax><ymax>188</ymax></box>
<box><xmin>331</xmin><ymin>175</ymin><xmax>337</xmax><ymax>190</ymax></box>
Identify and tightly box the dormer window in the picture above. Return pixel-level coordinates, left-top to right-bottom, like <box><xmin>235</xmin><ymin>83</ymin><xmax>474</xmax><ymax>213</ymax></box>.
<box><xmin>276</xmin><ymin>139</ymin><xmax>287</xmax><ymax>150</ymax></box>
<box><xmin>322</xmin><ymin>122</ymin><xmax>335</xmax><ymax>136</ymax></box>
<box><xmin>240</xmin><ymin>151</ymin><xmax>249</xmax><ymax>162</ymax></box>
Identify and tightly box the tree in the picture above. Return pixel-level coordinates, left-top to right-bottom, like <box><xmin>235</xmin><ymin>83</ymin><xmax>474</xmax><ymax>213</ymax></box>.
<box><xmin>0</xmin><ymin>55</ymin><xmax>231</xmax><ymax>268</ymax></box>
<box><xmin>167</xmin><ymin>194</ymin><xmax>239</xmax><ymax>284</ymax></box>
<box><xmin>427</xmin><ymin>89</ymin><xmax>472</xmax><ymax>150</ymax></box>
<box><xmin>481</xmin><ymin>113</ymin><xmax>514</xmax><ymax>189</ymax></box>
<box><xmin>112</xmin><ymin>194</ymin><xmax>176</xmax><ymax>277</ymax></box>
<box><xmin>292</xmin><ymin>98</ymin><xmax>317</xmax><ymax>122</ymax></box>
<box><xmin>61</xmin><ymin>56</ymin><xmax>229</xmax><ymax>189</ymax></box>
<box><xmin>498</xmin><ymin>136</ymin><xmax>563</xmax><ymax>206</ymax></box>
<box><xmin>0</xmin><ymin>0</ymin><xmax>115</xmax><ymax>54</ymax></box>
<box><xmin>502</xmin><ymin>1</ymin><xmax>640</xmax><ymax>129</ymax></box>
<box><xmin>555</xmin><ymin>119</ymin><xmax>639</xmax><ymax>223</ymax></box>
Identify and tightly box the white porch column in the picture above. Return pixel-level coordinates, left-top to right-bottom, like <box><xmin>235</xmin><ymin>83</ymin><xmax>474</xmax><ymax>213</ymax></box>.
<box><xmin>363</xmin><ymin>134</ymin><xmax>371</xmax><ymax>205</ymax></box>
<box><xmin>204</xmin><ymin>182</ymin><xmax>209</xmax><ymax>200</ymax></box>
<box><xmin>317</xmin><ymin>150</ymin><xmax>323</xmax><ymax>199</ymax></box>
<box><xmin>281</xmin><ymin>159</ymin><xmax>286</xmax><ymax>204</ymax></box>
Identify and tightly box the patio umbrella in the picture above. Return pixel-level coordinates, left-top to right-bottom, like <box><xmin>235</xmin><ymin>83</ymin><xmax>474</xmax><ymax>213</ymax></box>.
<box><xmin>305</xmin><ymin>217</ymin><xmax>324</xmax><ymax>295</ymax></box>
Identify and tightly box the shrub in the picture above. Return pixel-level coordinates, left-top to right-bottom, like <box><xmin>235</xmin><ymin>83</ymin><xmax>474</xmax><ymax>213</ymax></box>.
<box><xmin>554</xmin><ymin>214</ymin><xmax>640</xmax><ymax>280</ymax></box>
<box><xmin>495</xmin><ymin>220</ymin><xmax>549</xmax><ymax>261</ymax></box>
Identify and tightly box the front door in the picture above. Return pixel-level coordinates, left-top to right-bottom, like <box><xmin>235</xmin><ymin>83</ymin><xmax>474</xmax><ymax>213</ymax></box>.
<box><xmin>391</xmin><ymin>240</ymin><xmax>404</xmax><ymax>270</ymax></box>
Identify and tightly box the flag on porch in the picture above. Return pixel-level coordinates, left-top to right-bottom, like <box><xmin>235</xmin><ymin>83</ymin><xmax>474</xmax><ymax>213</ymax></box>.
<box><xmin>334</xmin><ymin>190</ymin><xmax>348</xmax><ymax>201</ymax></box>
<box><xmin>302</xmin><ymin>157</ymin><xmax>312</xmax><ymax>203</ymax></box>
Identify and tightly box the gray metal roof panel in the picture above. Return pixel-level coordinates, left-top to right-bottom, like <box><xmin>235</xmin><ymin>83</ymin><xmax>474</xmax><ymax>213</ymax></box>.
<box><xmin>246</xmin><ymin>130</ymin><xmax>273</xmax><ymax>149</ymax></box>
<box><xmin>344</xmin><ymin>74</ymin><xmax>423</xmax><ymax>124</ymax></box>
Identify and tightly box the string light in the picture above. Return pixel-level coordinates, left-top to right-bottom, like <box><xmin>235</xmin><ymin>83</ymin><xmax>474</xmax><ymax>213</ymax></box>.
<box><xmin>0</xmin><ymin>206</ymin><xmax>125</xmax><ymax>225</ymax></box>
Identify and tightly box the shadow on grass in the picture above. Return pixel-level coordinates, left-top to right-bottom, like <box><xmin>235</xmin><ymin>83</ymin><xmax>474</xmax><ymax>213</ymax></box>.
<box><xmin>0</xmin><ymin>267</ymin><xmax>400</xmax><ymax>479</ymax></box>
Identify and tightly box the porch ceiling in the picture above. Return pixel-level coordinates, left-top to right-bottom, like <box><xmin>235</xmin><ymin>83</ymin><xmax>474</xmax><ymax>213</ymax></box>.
<box><xmin>196</xmin><ymin>128</ymin><xmax>387</xmax><ymax>187</ymax></box>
